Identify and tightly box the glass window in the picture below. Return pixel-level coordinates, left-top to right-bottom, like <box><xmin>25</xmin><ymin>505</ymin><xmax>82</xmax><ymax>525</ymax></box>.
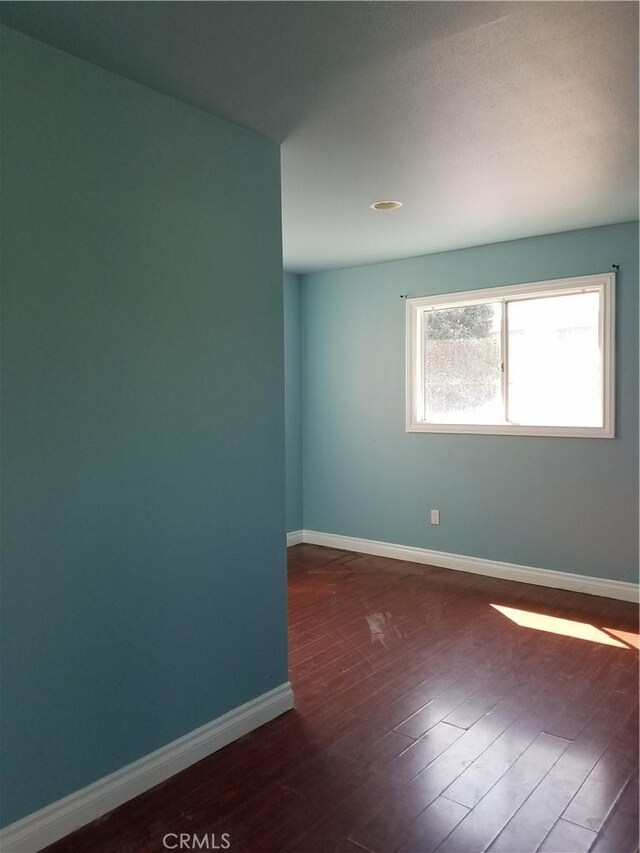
<box><xmin>406</xmin><ymin>274</ymin><xmax>614</xmax><ymax>438</ymax></box>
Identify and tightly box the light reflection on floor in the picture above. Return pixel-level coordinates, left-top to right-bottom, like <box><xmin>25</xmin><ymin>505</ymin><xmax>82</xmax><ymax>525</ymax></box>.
<box><xmin>491</xmin><ymin>603</ymin><xmax>638</xmax><ymax>649</ymax></box>
<box><xmin>366</xmin><ymin>611</ymin><xmax>407</xmax><ymax>648</ymax></box>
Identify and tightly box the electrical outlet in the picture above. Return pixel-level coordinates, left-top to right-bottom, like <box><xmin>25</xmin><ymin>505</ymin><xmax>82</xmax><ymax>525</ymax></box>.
<box><xmin>430</xmin><ymin>509</ymin><xmax>440</xmax><ymax>525</ymax></box>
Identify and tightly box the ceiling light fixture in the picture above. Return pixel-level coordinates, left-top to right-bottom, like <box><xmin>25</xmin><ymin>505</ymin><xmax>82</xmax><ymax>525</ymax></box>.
<box><xmin>370</xmin><ymin>200</ymin><xmax>402</xmax><ymax>211</ymax></box>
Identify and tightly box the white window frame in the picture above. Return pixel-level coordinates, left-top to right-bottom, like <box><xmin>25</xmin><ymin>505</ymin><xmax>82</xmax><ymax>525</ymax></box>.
<box><xmin>406</xmin><ymin>272</ymin><xmax>615</xmax><ymax>438</ymax></box>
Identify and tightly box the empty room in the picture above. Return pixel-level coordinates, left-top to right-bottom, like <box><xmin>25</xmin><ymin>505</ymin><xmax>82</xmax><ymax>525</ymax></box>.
<box><xmin>1</xmin><ymin>2</ymin><xmax>638</xmax><ymax>853</ymax></box>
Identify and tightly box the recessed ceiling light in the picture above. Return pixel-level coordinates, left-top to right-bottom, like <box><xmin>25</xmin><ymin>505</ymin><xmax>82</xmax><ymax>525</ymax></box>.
<box><xmin>370</xmin><ymin>200</ymin><xmax>402</xmax><ymax>211</ymax></box>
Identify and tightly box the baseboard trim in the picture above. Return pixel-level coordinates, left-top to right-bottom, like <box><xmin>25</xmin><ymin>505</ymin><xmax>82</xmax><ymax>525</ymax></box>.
<box><xmin>297</xmin><ymin>530</ymin><xmax>638</xmax><ymax>603</ymax></box>
<box><xmin>0</xmin><ymin>682</ymin><xmax>294</xmax><ymax>853</ymax></box>
<box><xmin>286</xmin><ymin>530</ymin><xmax>304</xmax><ymax>546</ymax></box>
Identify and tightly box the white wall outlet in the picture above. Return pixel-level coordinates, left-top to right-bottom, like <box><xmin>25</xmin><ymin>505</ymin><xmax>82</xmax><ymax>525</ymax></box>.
<box><xmin>430</xmin><ymin>509</ymin><xmax>440</xmax><ymax>525</ymax></box>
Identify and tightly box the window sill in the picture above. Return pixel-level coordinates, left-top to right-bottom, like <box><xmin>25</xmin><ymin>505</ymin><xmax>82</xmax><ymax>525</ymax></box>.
<box><xmin>405</xmin><ymin>422</ymin><xmax>614</xmax><ymax>438</ymax></box>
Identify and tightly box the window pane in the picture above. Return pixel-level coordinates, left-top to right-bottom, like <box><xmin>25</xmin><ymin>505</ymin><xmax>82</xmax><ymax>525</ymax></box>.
<box><xmin>507</xmin><ymin>292</ymin><xmax>601</xmax><ymax>427</ymax></box>
<box><xmin>423</xmin><ymin>302</ymin><xmax>503</xmax><ymax>423</ymax></box>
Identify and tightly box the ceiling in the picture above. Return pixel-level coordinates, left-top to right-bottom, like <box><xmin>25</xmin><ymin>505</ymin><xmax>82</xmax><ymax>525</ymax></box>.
<box><xmin>1</xmin><ymin>1</ymin><xmax>638</xmax><ymax>273</ymax></box>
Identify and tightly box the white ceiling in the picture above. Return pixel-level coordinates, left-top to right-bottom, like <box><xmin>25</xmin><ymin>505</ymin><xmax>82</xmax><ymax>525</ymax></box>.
<box><xmin>1</xmin><ymin>1</ymin><xmax>638</xmax><ymax>273</ymax></box>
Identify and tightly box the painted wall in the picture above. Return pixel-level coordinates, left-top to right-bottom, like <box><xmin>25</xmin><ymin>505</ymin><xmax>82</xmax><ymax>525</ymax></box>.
<box><xmin>1</xmin><ymin>27</ymin><xmax>287</xmax><ymax>827</ymax></box>
<box><xmin>302</xmin><ymin>222</ymin><xmax>639</xmax><ymax>583</ymax></box>
<box><xmin>284</xmin><ymin>273</ymin><xmax>303</xmax><ymax>532</ymax></box>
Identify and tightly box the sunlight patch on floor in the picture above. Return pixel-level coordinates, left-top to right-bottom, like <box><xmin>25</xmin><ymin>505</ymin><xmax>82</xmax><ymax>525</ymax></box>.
<box><xmin>602</xmin><ymin>627</ymin><xmax>640</xmax><ymax>649</ymax></box>
<box><xmin>491</xmin><ymin>604</ymin><xmax>632</xmax><ymax>648</ymax></box>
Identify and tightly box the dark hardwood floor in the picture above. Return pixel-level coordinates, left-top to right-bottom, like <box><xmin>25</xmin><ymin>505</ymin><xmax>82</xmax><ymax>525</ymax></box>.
<box><xmin>45</xmin><ymin>545</ymin><xmax>639</xmax><ymax>853</ymax></box>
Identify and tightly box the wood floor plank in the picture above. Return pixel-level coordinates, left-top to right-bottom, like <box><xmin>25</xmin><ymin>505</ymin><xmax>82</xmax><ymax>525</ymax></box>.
<box><xmin>331</xmin><ymin>838</ymin><xmax>371</xmax><ymax>853</ymax></box>
<box><xmin>396</xmin><ymin>797</ymin><xmax>469</xmax><ymax>853</ymax></box>
<box><xmin>282</xmin><ymin>779</ymin><xmax>388</xmax><ymax>852</ymax></box>
<box><xmin>442</xmin><ymin>707</ymin><xmax>551</xmax><ymax>809</ymax></box>
<box><xmin>562</xmin><ymin>712</ymin><xmax>638</xmax><ymax>832</ymax></box>
<box><xmin>433</xmin><ymin>733</ymin><xmax>571</xmax><ymax>852</ymax></box>
<box><xmin>486</xmin><ymin>696</ymin><xmax>636</xmax><ymax>852</ymax></box>
<box><xmin>394</xmin><ymin>677</ymin><xmax>487</xmax><ymax>739</ymax></box>
<box><xmin>356</xmin><ymin>729</ymin><xmax>414</xmax><ymax>768</ymax></box>
<box><xmin>376</xmin><ymin>722</ymin><xmax>464</xmax><ymax>788</ymax></box>
<box><xmin>443</xmin><ymin>688</ymin><xmax>504</xmax><ymax>730</ymax></box>
<box><xmin>348</xmin><ymin>703</ymin><xmax>530</xmax><ymax>853</ymax></box>
<box><xmin>537</xmin><ymin>818</ymin><xmax>597</xmax><ymax>853</ymax></box>
<box><xmin>590</xmin><ymin>776</ymin><xmax>640</xmax><ymax>853</ymax></box>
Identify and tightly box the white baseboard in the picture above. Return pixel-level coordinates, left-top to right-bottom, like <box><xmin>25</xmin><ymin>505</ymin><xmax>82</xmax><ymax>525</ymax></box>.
<box><xmin>286</xmin><ymin>530</ymin><xmax>303</xmax><ymax>546</ymax></box>
<box><xmin>297</xmin><ymin>530</ymin><xmax>639</xmax><ymax>603</ymax></box>
<box><xmin>0</xmin><ymin>683</ymin><xmax>294</xmax><ymax>853</ymax></box>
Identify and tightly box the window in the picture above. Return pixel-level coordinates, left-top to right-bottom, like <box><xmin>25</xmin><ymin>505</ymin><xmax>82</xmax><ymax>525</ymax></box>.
<box><xmin>406</xmin><ymin>273</ymin><xmax>615</xmax><ymax>437</ymax></box>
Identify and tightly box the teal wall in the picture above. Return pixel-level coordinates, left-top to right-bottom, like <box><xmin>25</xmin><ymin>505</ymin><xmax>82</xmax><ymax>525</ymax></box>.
<box><xmin>284</xmin><ymin>273</ymin><xmax>303</xmax><ymax>532</ymax></box>
<box><xmin>301</xmin><ymin>222</ymin><xmax>639</xmax><ymax>583</ymax></box>
<box><xmin>1</xmin><ymin>27</ymin><xmax>287</xmax><ymax>827</ymax></box>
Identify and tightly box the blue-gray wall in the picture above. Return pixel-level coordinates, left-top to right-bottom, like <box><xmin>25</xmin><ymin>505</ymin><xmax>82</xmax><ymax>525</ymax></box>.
<box><xmin>284</xmin><ymin>273</ymin><xmax>303</xmax><ymax>532</ymax></box>
<box><xmin>301</xmin><ymin>222</ymin><xmax>639</xmax><ymax>583</ymax></box>
<box><xmin>1</xmin><ymin>27</ymin><xmax>287</xmax><ymax>827</ymax></box>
